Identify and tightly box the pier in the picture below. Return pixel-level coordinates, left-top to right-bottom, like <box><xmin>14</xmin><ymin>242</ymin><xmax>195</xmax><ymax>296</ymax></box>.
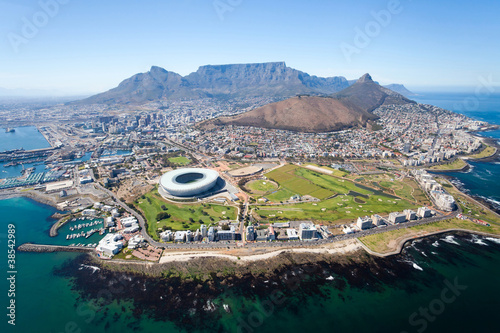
<box><xmin>18</xmin><ymin>243</ymin><xmax>94</xmax><ymax>253</ymax></box>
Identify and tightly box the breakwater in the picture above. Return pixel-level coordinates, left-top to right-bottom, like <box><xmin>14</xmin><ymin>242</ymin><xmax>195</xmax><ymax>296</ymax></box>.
<box><xmin>18</xmin><ymin>243</ymin><xmax>94</xmax><ymax>253</ymax></box>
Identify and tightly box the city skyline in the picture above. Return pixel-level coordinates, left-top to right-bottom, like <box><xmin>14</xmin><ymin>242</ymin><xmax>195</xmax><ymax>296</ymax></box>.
<box><xmin>0</xmin><ymin>0</ymin><xmax>499</xmax><ymax>95</ymax></box>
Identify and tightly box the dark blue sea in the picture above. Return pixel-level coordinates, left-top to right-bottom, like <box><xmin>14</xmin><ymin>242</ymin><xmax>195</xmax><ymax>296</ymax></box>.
<box><xmin>413</xmin><ymin>92</ymin><xmax>500</xmax><ymax>210</ymax></box>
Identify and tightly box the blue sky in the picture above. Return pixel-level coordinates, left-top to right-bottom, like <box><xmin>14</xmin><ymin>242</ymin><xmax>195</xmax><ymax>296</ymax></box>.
<box><xmin>0</xmin><ymin>0</ymin><xmax>499</xmax><ymax>95</ymax></box>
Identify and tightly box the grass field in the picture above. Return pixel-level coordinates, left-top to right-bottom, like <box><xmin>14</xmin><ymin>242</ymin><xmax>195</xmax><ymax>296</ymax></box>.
<box><xmin>113</xmin><ymin>248</ymin><xmax>141</xmax><ymax>260</ymax></box>
<box><xmin>360</xmin><ymin>218</ymin><xmax>500</xmax><ymax>254</ymax></box>
<box><xmin>306</xmin><ymin>164</ymin><xmax>348</xmax><ymax>177</ymax></box>
<box><xmin>375</xmin><ymin>176</ymin><xmax>430</xmax><ymax>205</ymax></box>
<box><xmin>135</xmin><ymin>188</ymin><xmax>237</xmax><ymax>240</ymax></box>
<box><xmin>467</xmin><ymin>145</ymin><xmax>496</xmax><ymax>159</ymax></box>
<box><xmin>256</xmin><ymin>192</ymin><xmax>415</xmax><ymax>223</ymax></box>
<box><xmin>265</xmin><ymin>165</ymin><xmax>376</xmax><ymax>201</ymax></box>
<box><xmin>168</xmin><ymin>156</ymin><xmax>191</xmax><ymax>165</ymax></box>
<box><xmin>430</xmin><ymin>158</ymin><xmax>467</xmax><ymax>170</ymax></box>
<box><xmin>265</xmin><ymin>165</ymin><xmax>335</xmax><ymax>201</ymax></box>
<box><xmin>256</xmin><ymin>164</ymin><xmax>416</xmax><ymax>222</ymax></box>
<box><xmin>266</xmin><ymin>188</ymin><xmax>296</xmax><ymax>202</ymax></box>
<box><xmin>246</xmin><ymin>179</ymin><xmax>278</xmax><ymax>194</ymax></box>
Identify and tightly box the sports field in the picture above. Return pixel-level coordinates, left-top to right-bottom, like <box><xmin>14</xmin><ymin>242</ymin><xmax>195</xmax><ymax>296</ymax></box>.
<box><xmin>344</xmin><ymin>172</ymin><xmax>430</xmax><ymax>205</ymax></box>
<box><xmin>168</xmin><ymin>156</ymin><xmax>191</xmax><ymax>165</ymax></box>
<box><xmin>246</xmin><ymin>179</ymin><xmax>278</xmax><ymax>194</ymax></box>
<box><xmin>255</xmin><ymin>192</ymin><xmax>415</xmax><ymax>222</ymax></box>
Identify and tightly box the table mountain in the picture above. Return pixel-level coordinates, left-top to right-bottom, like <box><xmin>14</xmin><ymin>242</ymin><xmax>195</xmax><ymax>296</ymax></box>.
<box><xmin>73</xmin><ymin>63</ymin><xmax>414</xmax><ymax>106</ymax></box>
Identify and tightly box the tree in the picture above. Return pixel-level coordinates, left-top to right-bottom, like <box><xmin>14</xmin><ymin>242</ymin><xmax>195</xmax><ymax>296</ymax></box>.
<box><xmin>221</xmin><ymin>224</ymin><xmax>230</xmax><ymax>230</ymax></box>
<box><xmin>161</xmin><ymin>205</ymin><xmax>168</xmax><ymax>211</ymax></box>
<box><xmin>156</xmin><ymin>212</ymin><xmax>171</xmax><ymax>221</ymax></box>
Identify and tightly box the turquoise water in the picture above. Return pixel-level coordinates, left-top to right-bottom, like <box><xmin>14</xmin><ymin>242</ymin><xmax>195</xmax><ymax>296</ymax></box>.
<box><xmin>1</xmin><ymin>197</ymin><xmax>500</xmax><ymax>333</ymax></box>
<box><xmin>1</xmin><ymin>94</ymin><xmax>500</xmax><ymax>333</ymax></box>
<box><xmin>0</xmin><ymin>197</ymin><xmax>181</xmax><ymax>333</ymax></box>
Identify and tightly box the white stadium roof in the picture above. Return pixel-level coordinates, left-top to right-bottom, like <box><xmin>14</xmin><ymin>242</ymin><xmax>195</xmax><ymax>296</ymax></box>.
<box><xmin>159</xmin><ymin>168</ymin><xmax>219</xmax><ymax>197</ymax></box>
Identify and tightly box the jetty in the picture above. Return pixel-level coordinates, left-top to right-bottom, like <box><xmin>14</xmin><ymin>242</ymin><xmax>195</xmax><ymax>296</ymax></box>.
<box><xmin>18</xmin><ymin>243</ymin><xmax>94</xmax><ymax>253</ymax></box>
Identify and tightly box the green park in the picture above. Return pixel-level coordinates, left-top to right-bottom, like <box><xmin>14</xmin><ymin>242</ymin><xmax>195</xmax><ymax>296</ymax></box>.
<box><xmin>252</xmin><ymin>164</ymin><xmax>420</xmax><ymax>223</ymax></box>
<box><xmin>134</xmin><ymin>187</ymin><xmax>237</xmax><ymax>240</ymax></box>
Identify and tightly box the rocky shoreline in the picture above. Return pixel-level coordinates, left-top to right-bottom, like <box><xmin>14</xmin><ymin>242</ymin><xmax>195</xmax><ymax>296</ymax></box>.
<box><xmin>440</xmin><ymin>173</ymin><xmax>500</xmax><ymax>215</ymax></box>
<box><xmin>54</xmin><ymin>232</ymin><xmax>498</xmax><ymax>332</ymax></box>
<box><xmin>54</xmin><ymin>249</ymin><xmax>414</xmax><ymax>331</ymax></box>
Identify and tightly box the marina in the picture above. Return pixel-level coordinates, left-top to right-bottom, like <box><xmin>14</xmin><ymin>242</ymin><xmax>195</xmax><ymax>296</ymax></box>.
<box><xmin>58</xmin><ymin>217</ymin><xmax>106</xmax><ymax>246</ymax></box>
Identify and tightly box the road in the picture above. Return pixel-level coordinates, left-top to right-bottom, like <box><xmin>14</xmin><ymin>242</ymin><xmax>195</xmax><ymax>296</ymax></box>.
<box><xmin>89</xmin><ymin>169</ymin><xmax>166</xmax><ymax>247</ymax></box>
<box><xmin>142</xmin><ymin>210</ymin><xmax>458</xmax><ymax>250</ymax></box>
<box><xmin>90</xmin><ymin>165</ymin><xmax>461</xmax><ymax>251</ymax></box>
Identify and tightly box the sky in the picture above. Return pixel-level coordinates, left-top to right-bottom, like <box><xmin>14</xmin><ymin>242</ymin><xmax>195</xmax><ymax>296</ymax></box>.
<box><xmin>0</xmin><ymin>0</ymin><xmax>499</xmax><ymax>95</ymax></box>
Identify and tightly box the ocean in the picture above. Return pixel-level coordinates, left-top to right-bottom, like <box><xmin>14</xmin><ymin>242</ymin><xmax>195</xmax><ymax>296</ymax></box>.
<box><xmin>0</xmin><ymin>126</ymin><xmax>53</xmax><ymax>178</ymax></box>
<box><xmin>2</xmin><ymin>197</ymin><xmax>500</xmax><ymax>333</ymax></box>
<box><xmin>413</xmin><ymin>92</ymin><xmax>500</xmax><ymax>210</ymax></box>
<box><xmin>0</xmin><ymin>126</ymin><xmax>51</xmax><ymax>152</ymax></box>
<box><xmin>1</xmin><ymin>93</ymin><xmax>500</xmax><ymax>333</ymax></box>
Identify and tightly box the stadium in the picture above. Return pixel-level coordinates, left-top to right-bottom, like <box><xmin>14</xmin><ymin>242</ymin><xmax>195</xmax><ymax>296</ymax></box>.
<box><xmin>159</xmin><ymin>168</ymin><xmax>220</xmax><ymax>198</ymax></box>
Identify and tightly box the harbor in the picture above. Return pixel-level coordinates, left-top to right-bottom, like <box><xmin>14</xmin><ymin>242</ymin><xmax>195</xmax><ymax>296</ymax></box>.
<box><xmin>58</xmin><ymin>217</ymin><xmax>106</xmax><ymax>247</ymax></box>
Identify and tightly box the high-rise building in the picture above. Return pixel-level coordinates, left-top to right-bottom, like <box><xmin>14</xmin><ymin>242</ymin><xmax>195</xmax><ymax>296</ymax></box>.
<box><xmin>356</xmin><ymin>216</ymin><xmax>373</xmax><ymax>230</ymax></box>
<box><xmin>299</xmin><ymin>223</ymin><xmax>317</xmax><ymax>240</ymax></box>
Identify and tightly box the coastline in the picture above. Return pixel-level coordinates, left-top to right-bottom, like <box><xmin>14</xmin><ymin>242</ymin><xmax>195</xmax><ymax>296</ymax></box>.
<box><xmin>466</xmin><ymin>136</ymin><xmax>499</xmax><ymax>162</ymax></box>
<box><xmin>0</xmin><ymin>189</ymin><xmax>60</xmax><ymax>209</ymax></box>
<box><xmin>428</xmin><ymin>134</ymin><xmax>499</xmax><ymax>172</ymax></box>
<box><xmin>12</xmin><ymin>180</ymin><xmax>500</xmax><ymax>266</ymax></box>
<box><xmin>53</xmin><ymin>232</ymin><xmax>500</xmax><ymax>332</ymax></box>
<box><xmin>359</xmin><ymin>229</ymin><xmax>500</xmax><ymax>257</ymax></box>
<box><xmin>5</xmin><ymin>146</ymin><xmax>500</xmax><ymax>268</ymax></box>
<box><xmin>427</xmin><ymin>158</ymin><xmax>470</xmax><ymax>173</ymax></box>
<box><xmin>440</xmin><ymin>173</ymin><xmax>500</xmax><ymax>215</ymax></box>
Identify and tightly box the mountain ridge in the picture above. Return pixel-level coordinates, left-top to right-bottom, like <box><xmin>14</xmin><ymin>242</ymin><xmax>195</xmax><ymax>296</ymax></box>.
<box><xmin>73</xmin><ymin>62</ymin><xmax>414</xmax><ymax>105</ymax></box>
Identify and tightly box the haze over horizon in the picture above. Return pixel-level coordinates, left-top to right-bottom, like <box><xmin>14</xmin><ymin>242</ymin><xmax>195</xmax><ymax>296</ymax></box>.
<box><xmin>1</xmin><ymin>0</ymin><xmax>499</xmax><ymax>95</ymax></box>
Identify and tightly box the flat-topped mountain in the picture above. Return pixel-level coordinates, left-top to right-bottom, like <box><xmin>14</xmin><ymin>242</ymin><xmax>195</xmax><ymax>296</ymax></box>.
<box><xmin>73</xmin><ymin>62</ymin><xmax>413</xmax><ymax>105</ymax></box>
<box><xmin>200</xmin><ymin>74</ymin><xmax>415</xmax><ymax>133</ymax></box>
